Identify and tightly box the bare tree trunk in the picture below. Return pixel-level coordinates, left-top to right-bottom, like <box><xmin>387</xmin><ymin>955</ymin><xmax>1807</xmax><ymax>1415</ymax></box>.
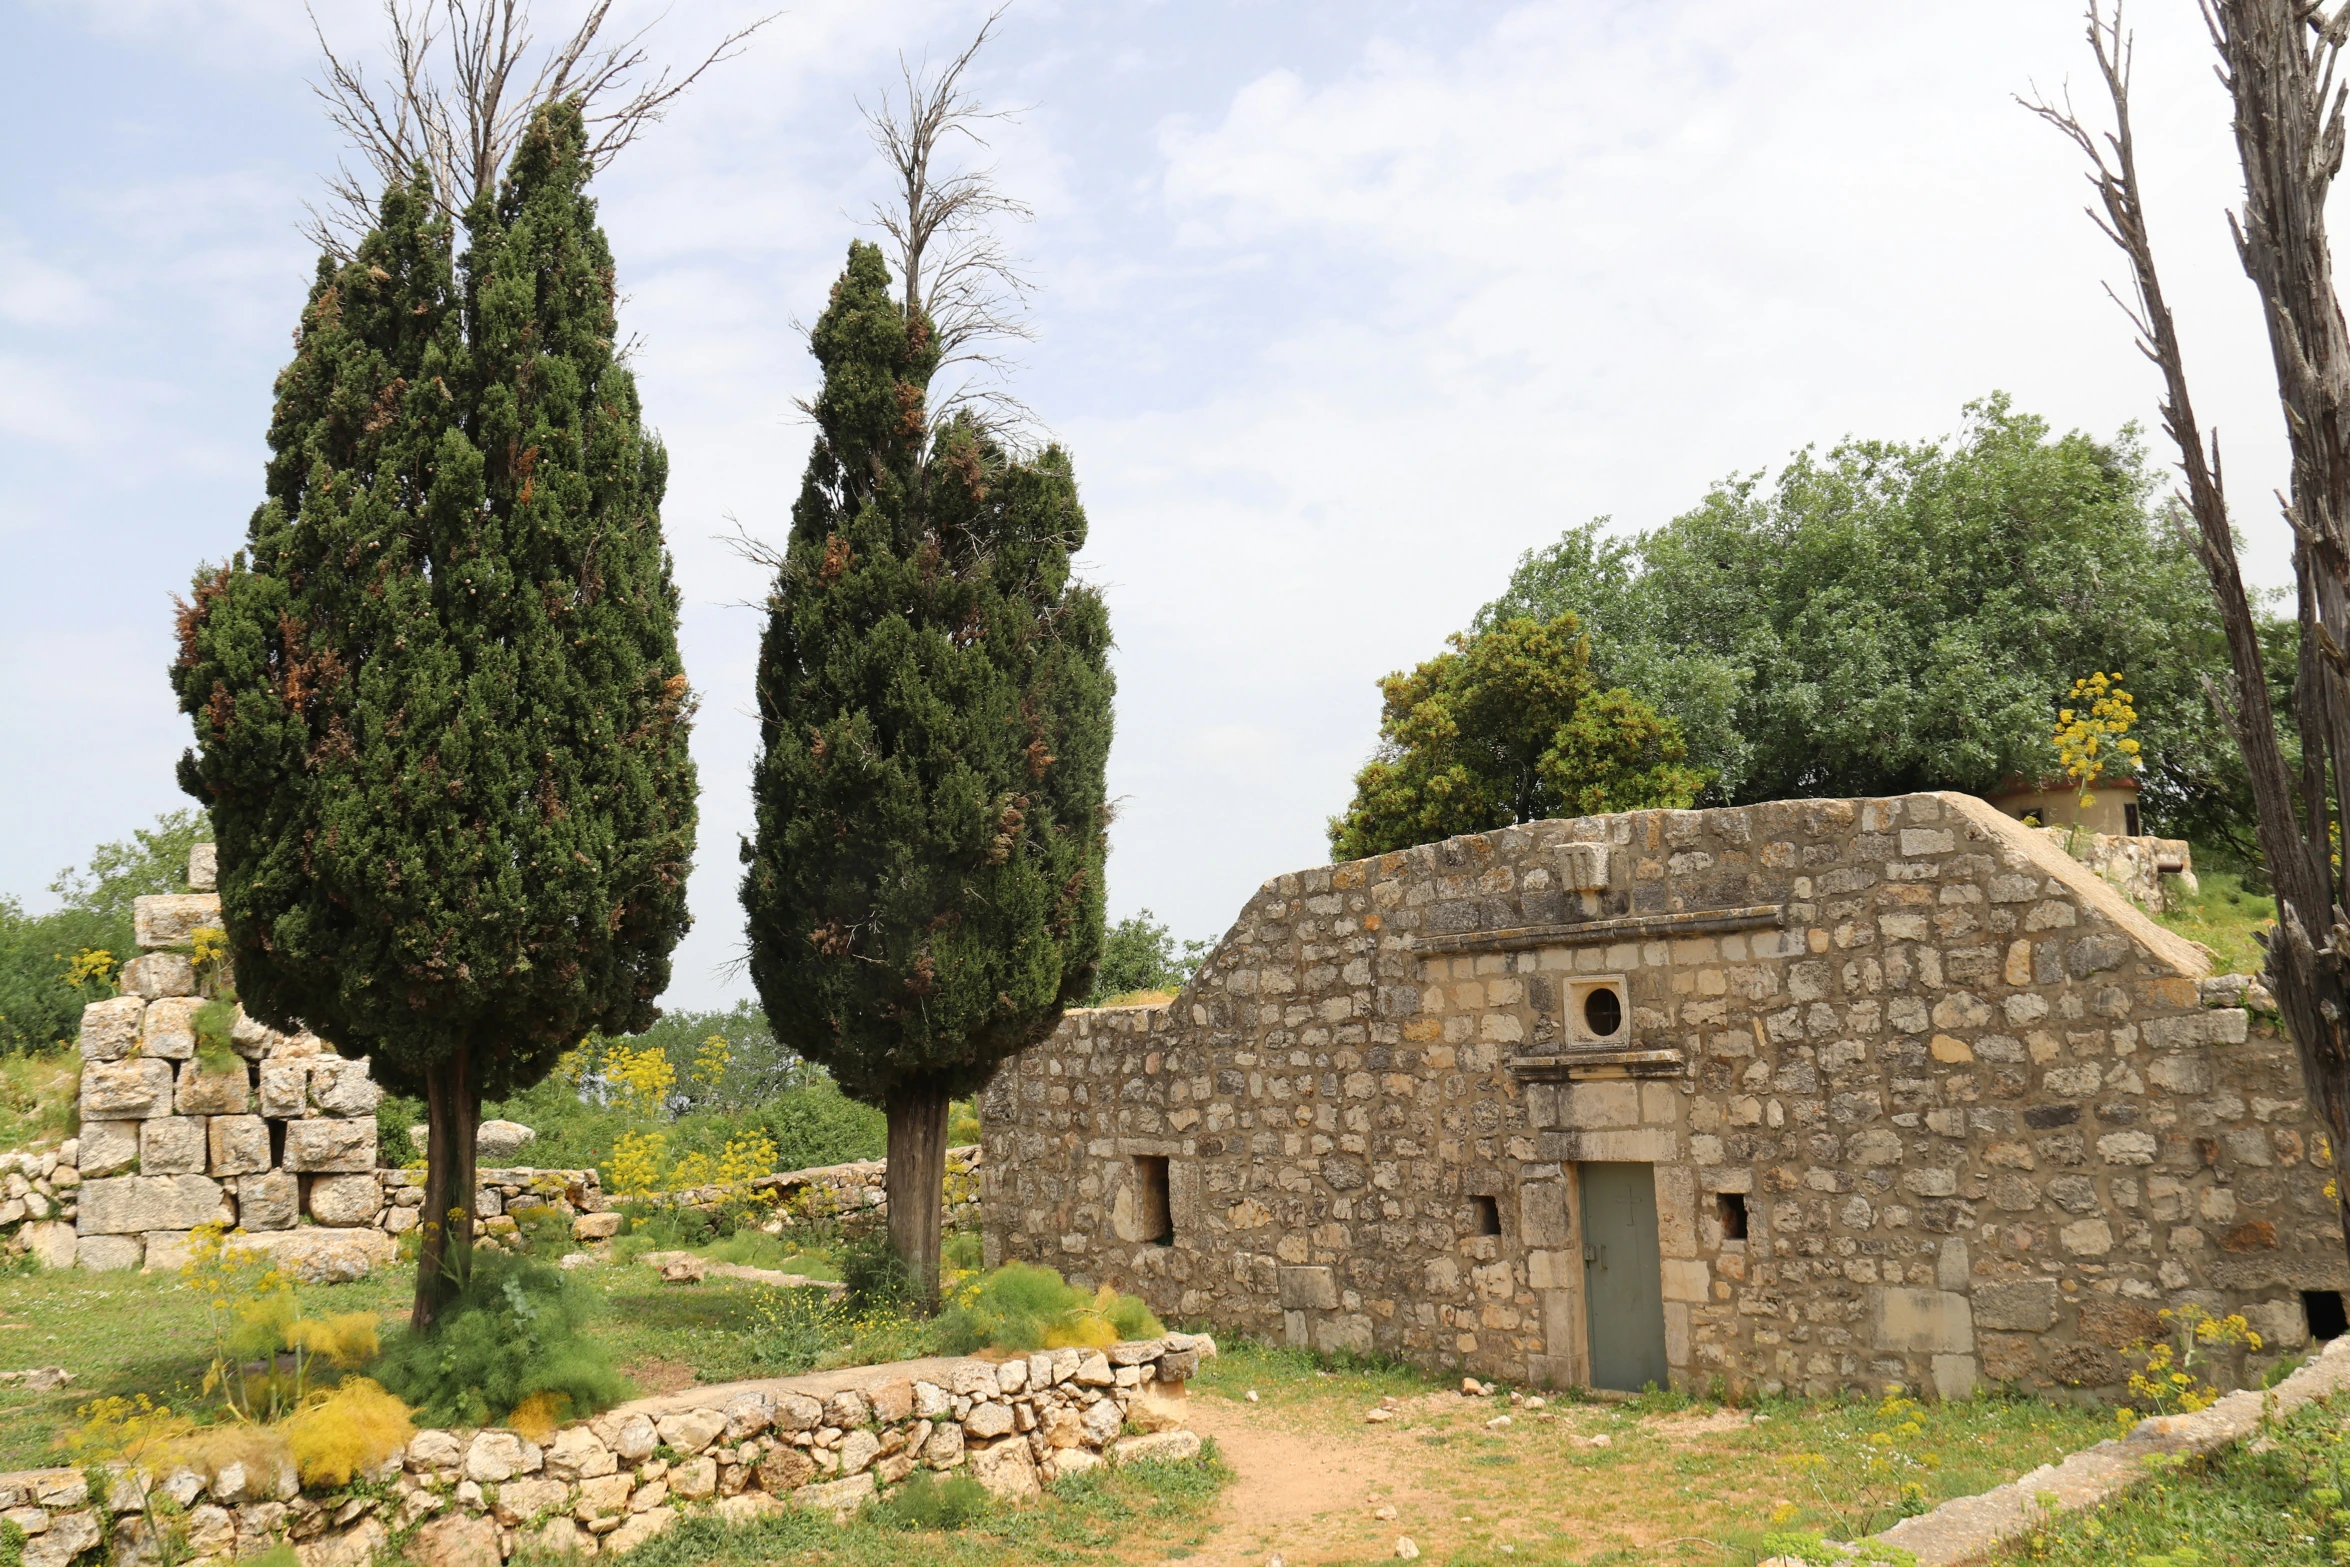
<box><xmin>2030</xmin><ymin>1</ymin><xmax>2350</xmax><ymax>1265</ymax></box>
<box><xmin>413</xmin><ymin>1049</ymin><xmax>482</xmax><ymax>1332</ymax></box>
<box><xmin>885</xmin><ymin>1080</ymin><xmax>951</xmax><ymax>1309</ymax></box>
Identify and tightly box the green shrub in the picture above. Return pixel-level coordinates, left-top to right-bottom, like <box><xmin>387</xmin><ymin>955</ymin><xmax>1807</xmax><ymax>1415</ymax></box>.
<box><xmin>376</xmin><ymin>1094</ymin><xmax>421</xmax><ymax>1169</ymax></box>
<box><xmin>841</xmin><ymin>1231</ymin><xmax>915</xmax><ymax>1313</ymax></box>
<box><xmin>933</xmin><ymin>1262</ymin><xmax>1163</xmax><ymax>1353</ymax></box>
<box><xmin>876</xmin><ymin>1470</ymin><xmax>988</xmax><ymax>1531</ymax></box>
<box><xmin>373</xmin><ymin>1253</ymin><xmax>626</xmax><ymax>1427</ymax></box>
<box><xmin>192</xmin><ymin>999</ymin><xmax>240</xmax><ymax>1073</ymax></box>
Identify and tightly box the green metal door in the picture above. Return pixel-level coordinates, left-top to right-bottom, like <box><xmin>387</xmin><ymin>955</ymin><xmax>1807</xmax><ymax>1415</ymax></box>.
<box><xmin>1580</xmin><ymin>1162</ymin><xmax>1669</xmax><ymax>1392</ymax></box>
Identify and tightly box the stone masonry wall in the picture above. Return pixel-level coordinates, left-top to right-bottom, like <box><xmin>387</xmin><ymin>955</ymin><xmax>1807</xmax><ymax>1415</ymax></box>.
<box><xmin>981</xmin><ymin>792</ymin><xmax>2340</xmax><ymax>1399</ymax></box>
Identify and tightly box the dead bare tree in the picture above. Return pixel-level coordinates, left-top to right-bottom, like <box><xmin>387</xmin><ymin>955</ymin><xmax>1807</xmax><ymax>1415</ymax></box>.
<box><xmin>861</xmin><ymin>5</ymin><xmax>1037</xmax><ymax>433</ymax></box>
<box><xmin>2025</xmin><ymin>0</ymin><xmax>2350</xmax><ymax>1265</ymax></box>
<box><xmin>307</xmin><ymin>0</ymin><xmax>773</xmax><ymax>252</ymax></box>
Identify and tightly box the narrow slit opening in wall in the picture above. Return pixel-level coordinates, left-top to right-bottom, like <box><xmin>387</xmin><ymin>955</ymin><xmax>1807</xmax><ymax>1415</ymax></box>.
<box><xmin>2305</xmin><ymin>1289</ymin><xmax>2348</xmax><ymax>1341</ymax></box>
<box><xmin>1716</xmin><ymin>1191</ymin><xmax>1749</xmax><ymax>1242</ymax></box>
<box><xmin>1470</xmin><ymin>1194</ymin><xmax>1502</xmax><ymax>1237</ymax></box>
<box><xmin>2125</xmin><ymin>801</ymin><xmax>2143</xmax><ymax>836</ymax></box>
<box><xmin>1135</xmin><ymin>1156</ymin><xmax>1173</xmax><ymax>1245</ymax></box>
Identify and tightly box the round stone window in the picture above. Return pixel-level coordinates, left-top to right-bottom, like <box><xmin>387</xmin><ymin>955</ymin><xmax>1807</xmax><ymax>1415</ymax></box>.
<box><xmin>1581</xmin><ymin>985</ymin><xmax>1623</xmax><ymax>1039</ymax></box>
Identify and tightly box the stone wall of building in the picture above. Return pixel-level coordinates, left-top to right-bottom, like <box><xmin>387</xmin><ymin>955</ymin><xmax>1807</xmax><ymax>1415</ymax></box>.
<box><xmin>980</xmin><ymin>792</ymin><xmax>2340</xmax><ymax>1399</ymax></box>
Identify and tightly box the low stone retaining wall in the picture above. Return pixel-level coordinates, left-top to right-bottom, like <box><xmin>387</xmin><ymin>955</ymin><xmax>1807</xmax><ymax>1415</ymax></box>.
<box><xmin>0</xmin><ymin>1336</ymin><xmax>1213</xmax><ymax>1566</ymax></box>
<box><xmin>1864</xmin><ymin>1333</ymin><xmax>2350</xmax><ymax>1564</ymax></box>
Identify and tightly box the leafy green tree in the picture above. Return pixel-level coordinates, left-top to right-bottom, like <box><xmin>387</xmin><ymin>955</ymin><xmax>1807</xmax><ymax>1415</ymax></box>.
<box><xmin>1481</xmin><ymin>397</ymin><xmax>2274</xmax><ymax>848</ymax></box>
<box><xmin>1088</xmin><ymin>910</ymin><xmax>1210</xmax><ymax>1003</ymax></box>
<box><xmin>171</xmin><ymin>105</ymin><xmax>697</xmax><ymax>1327</ymax></box>
<box><xmin>1330</xmin><ymin>614</ymin><xmax>1704</xmax><ymax>860</ymax></box>
<box><xmin>741</xmin><ymin>241</ymin><xmax>1113</xmax><ymax>1303</ymax></box>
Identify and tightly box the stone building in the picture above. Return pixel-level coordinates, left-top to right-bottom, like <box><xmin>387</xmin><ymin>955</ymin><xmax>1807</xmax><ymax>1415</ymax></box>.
<box><xmin>980</xmin><ymin>792</ymin><xmax>2343</xmax><ymax>1399</ymax></box>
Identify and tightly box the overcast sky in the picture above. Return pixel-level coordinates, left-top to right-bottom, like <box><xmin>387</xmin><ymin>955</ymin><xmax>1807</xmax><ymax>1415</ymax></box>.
<box><xmin>0</xmin><ymin>0</ymin><xmax>2306</xmax><ymax>1012</ymax></box>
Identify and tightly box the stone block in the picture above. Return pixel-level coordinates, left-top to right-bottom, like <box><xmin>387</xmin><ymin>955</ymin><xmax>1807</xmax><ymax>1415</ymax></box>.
<box><xmin>408</xmin><ymin>1513</ymin><xmax>499</xmax><ymax>1567</ymax></box>
<box><xmin>307</xmin><ymin>1173</ymin><xmax>381</xmax><ymax>1227</ymax></box>
<box><xmin>1557</xmin><ymin>1082</ymin><xmax>1639</xmax><ymax>1131</ymax></box>
<box><xmin>228</xmin><ymin>1226</ymin><xmax>394</xmax><ymax>1283</ymax></box>
<box><xmin>477</xmin><ymin>1119</ymin><xmax>535</xmax><ymax>1161</ymax></box>
<box><xmin>966</xmin><ymin>1439</ymin><xmax>1041</xmax><ymax>1501</ymax></box>
<box><xmin>2059</xmin><ymin>1218</ymin><xmax>2114</xmax><ymax>1257</ymax></box>
<box><xmin>1277</xmin><ymin>1264</ymin><xmax>1338</xmax><ymax>1311</ymax></box>
<box><xmin>1660</xmin><ymin>1259</ymin><xmax>1709</xmax><ymax>1303</ymax></box>
<box><xmin>77</xmin><ymin>997</ymin><xmax>147</xmax><ymax>1063</ymax></box>
<box><xmin>133</xmin><ymin>894</ymin><xmax>221</xmax><ymax>950</ymax></box>
<box><xmin>187</xmin><ymin>843</ymin><xmax>217</xmax><ymax>892</ymax></box>
<box><xmin>2244</xmin><ymin>1296</ymin><xmax>2312</xmax><ymax>1351</ymax></box>
<box><xmin>120</xmin><ymin>953</ymin><xmax>196</xmax><ymax>1000</ymax></box>
<box><xmin>78</xmin><ymin>1120</ymin><xmax>139</xmax><ymax>1178</ymax></box>
<box><xmin>76</xmin><ymin>1234</ymin><xmax>142</xmax><ymax>1271</ymax></box>
<box><xmin>143</xmin><ymin>1231</ymin><xmax>197</xmax><ymax>1273</ymax></box>
<box><xmin>139</xmin><ymin>1117</ymin><xmax>208</xmax><ymax>1176</ymax></box>
<box><xmin>141</xmin><ymin>997</ymin><xmax>203</xmax><ymax>1061</ymax></box>
<box><xmin>259</xmin><ymin>1062</ymin><xmax>308</xmax><ymax>1119</ymax></box>
<box><xmin>238</xmin><ymin>1171</ymin><xmax>298</xmax><ymax>1231</ymax></box>
<box><xmin>82</xmin><ymin>1058</ymin><xmax>175</xmax><ymax>1119</ymax></box>
<box><xmin>23</xmin><ymin>1220</ymin><xmax>77</xmax><ymax>1269</ymax></box>
<box><xmin>574</xmin><ymin>1211</ymin><xmax>622</xmax><ymax>1242</ymax></box>
<box><xmin>77</xmin><ymin>1174</ymin><xmax>226</xmax><ymax>1235</ymax></box>
<box><xmin>176</xmin><ymin>1061</ymin><xmax>250</xmax><ymax>1116</ymax></box>
<box><xmin>1868</xmin><ymin>1287</ymin><xmax>1973</xmax><ymax>1354</ymax></box>
<box><xmin>306</xmin><ymin>1056</ymin><xmax>380</xmax><ymax>1117</ymax></box>
<box><xmin>793</xmin><ymin>1474</ymin><xmax>875</xmax><ymax>1519</ymax></box>
<box><xmin>1519</xmin><ymin>1181</ymin><xmax>1570</xmax><ymax>1248</ymax></box>
<box><xmin>284</xmin><ymin>1118</ymin><xmax>375</xmax><ymax>1173</ymax></box>
<box><xmin>1971</xmin><ymin>1280</ymin><xmax>2057</xmax><ymax>1333</ymax></box>
<box><xmin>209</xmin><ymin>1115</ymin><xmax>271</xmax><ymax>1177</ymax></box>
<box><xmin>1931</xmin><ymin>1354</ymin><xmax>1978</xmax><ymax>1401</ymax></box>
<box><xmin>1558</xmin><ymin>843</ymin><xmax>1609</xmax><ymax>891</ymax></box>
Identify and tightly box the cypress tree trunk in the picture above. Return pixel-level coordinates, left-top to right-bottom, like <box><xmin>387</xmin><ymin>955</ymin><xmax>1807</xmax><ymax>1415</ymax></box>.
<box><xmin>414</xmin><ymin>1051</ymin><xmax>481</xmax><ymax>1330</ymax></box>
<box><xmin>884</xmin><ymin>1081</ymin><xmax>950</xmax><ymax>1305</ymax></box>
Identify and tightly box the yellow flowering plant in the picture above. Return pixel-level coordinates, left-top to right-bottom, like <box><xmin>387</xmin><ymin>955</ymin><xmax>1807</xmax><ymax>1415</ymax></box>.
<box><xmin>181</xmin><ymin>1223</ymin><xmax>381</xmax><ymax>1421</ymax></box>
<box><xmin>2052</xmin><ymin>672</ymin><xmax>2143</xmax><ymax>809</ymax></box>
<box><xmin>2116</xmin><ymin>1304</ymin><xmax>2262</xmax><ymax>1429</ymax></box>
<box><xmin>603</xmin><ymin>1041</ymin><xmax>676</xmax><ymax>1117</ymax></box>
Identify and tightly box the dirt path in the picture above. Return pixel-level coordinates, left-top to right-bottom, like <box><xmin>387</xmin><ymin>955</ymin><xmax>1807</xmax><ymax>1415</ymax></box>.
<box><xmin>1171</xmin><ymin>1397</ymin><xmax>1459</xmax><ymax>1566</ymax></box>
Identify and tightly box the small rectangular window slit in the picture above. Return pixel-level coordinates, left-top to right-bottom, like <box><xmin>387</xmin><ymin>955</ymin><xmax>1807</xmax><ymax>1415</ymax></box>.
<box><xmin>1135</xmin><ymin>1156</ymin><xmax>1173</xmax><ymax>1245</ymax></box>
<box><xmin>1470</xmin><ymin>1195</ymin><xmax>1502</xmax><ymax>1237</ymax></box>
<box><xmin>2305</xmin><ymin>1289</ymin><xmax>2347</xmax><ymax>1342</ymax></box>
<box><xmin>1717</xmin><ymin>1191</ymin><xmax>1749</xmax><ymax>1242</ymax></box>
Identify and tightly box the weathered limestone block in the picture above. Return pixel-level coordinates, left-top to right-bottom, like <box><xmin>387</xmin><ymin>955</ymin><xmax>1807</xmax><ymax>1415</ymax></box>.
<box><xmin>81</xmin><ymin>1058</ymin><xmax>175</xmax><ymax>1119</ymax></box>
<box><xmin>464</xmin><ymin>1431</ymin><xmax>526</xmax><ymax>1483</ymax></box>
<box><xmin>654</xmin><ymin>1410</ymin><xmax>726</xmax><ymax>1456</ymax></box>
<box><xmin>75</xmin><ymin>1234</ymin><xmax>141</xmax><ymax>1271</ymax></box>
<box><xmin>138</xmin><ymin>1117</ymin><xmax>208</xmax><ymax>1176</ymax></box>
<box><xmin>209</xmin><ymin>1115</ymin><xmax>271</xmax><ymax>1177</ymax></box>
<box><xmin>490</xmin><ymin>1476</ymin><xmax>568</xmax><ymax>1525</ymax></box>
<box><xmin>72</xmin><ymin>1121</ymin><xmax>135</xmax><ymax>1181</ymax></box>
<box><xmin>237</xmin><ymin>1170</ymin><xmax>299</xmax><ymax>1231</ymax></box>
<box><xmin>231</xmin><ymin>1008</ymin><xmax>285</xmax><ymax>1061</ymax></box>
<box><xmin>307</xmin><ymin>1173</ymin><xmax>381</xmax><ymax>1228</ymax></box>
<box><xmin>133</xmin><ymin>894</ymin><xmax>221</xmax><ymax>950</ymax></box>
<box><xmin>965</xmin><ymin>1439</ymin><xmax>1041</xmax><ymax>1501</ymax></box>
<box><xmin>141</xmin><ymin>997</ymin><xmax>203</xmax><ymax>1061</ymax></box>
<box><xmin>1971</xmin><ymin>1280</ymin><xmax>2059</xmax><ymax>1333</ymax></box>
<box><xmin>187</xmin><ymin>843</ymin><xmax>217</xmax><ymax>892</ymax></box>
<box><xmin>545</xmin><ymin>1427</ymin><xmax>616</xmax><ymax>1483</ymax></box>
<box><xmin>77</xmin><ymin>997</ymin><xmax>148</xmax><ymax>1063</ymax></box>
<box><xmin>176</xmin><ymin>1061</ymin><xmax>250</xmax><ymax>1116</ymax></box>
<box><xmin>120</xmin><ymin>953</ymin><xmax>196</xmax><ymax>1001</ymax></box>
<box><xmin>284</xmin><ymin>1118</ymin><xmax>375</xmax><ymax>1173</ymax></box>
<box><xmin>791</xmin><ymin>1474</ymin><xmax>874</xmax><ymax>1519</ymax></box>
<box><xmin>259</xmin><ymin>1062</ymin><xmax>308</xmax><ymax>1119</ymax></box>
<box><xmin>232</xmin><ymin>1227</ymin><xmax>394</xmax><ymax>1283</ymax></box>
<box><xmin>22</xmin><ymin>1508</ymin><xmax>101</xmax><ymax>1567</ymax></box>
<box><xmin>77</xmin><ymin>1174</ymin><xmax>226</xmax><ymax>1235</ymax></box>
<box><xmin>143</xmin><ymin>1230</ymin><xmax>199</xmax><ymax>1273</ymax></box>
<box><xmin>307</xmin><ymin>1057</ymin><xmax>380</xmax><ymax>1117</ymax></box>
<box><xmin>409</xmin><ymin>1512</ymin><xmax>499</xmax><ymax>1567</ymax></box>
<box><xmin>754</xmin><ymin>1447</ymin><xmax>815</xmax><ymax>1493</ymax></box>
<box><xmin>1868</xmin><ymin>1288</ymin><xmax>1974</xmax><ymax>1355</ymax></box>
<box><xmin>1110</xmin><ymin>1430</ymin><xmax>1202</xmax><ymax>1465</ymax></box>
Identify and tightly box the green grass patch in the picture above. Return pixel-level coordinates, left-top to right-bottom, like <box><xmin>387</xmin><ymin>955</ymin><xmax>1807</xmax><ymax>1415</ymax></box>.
<box><xmin>2154</xmin><ymin>864</ymin><xmax>2277</xmax><ymax>977</ymax></box>
<box><xmin>1999</xmin><ymin>1394</ymin><xmax>2345</xmax><ymax>1565</ymax></box>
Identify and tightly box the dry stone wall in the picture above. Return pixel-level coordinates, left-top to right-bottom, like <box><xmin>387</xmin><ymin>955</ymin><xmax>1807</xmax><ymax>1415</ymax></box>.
<box><xmin>982</xmin><ymin>792</ymin><xmax>2339</xmax><ymax>1399</ymax></box>
<box><xmin>0</xmin><ymin>1338</ymin><xmax>1211</xmax><ymax>1566</ymax></box>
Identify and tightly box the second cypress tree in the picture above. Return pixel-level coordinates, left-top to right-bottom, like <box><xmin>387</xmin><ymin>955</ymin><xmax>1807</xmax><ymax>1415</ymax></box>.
<box><xmin>742</xmin><ymin>242</ymin><xmax>1112</xmax><ymax>1301</ymax></box>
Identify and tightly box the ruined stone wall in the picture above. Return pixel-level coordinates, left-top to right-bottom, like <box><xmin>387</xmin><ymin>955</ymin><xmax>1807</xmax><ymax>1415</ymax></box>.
<box><xmin>981</xmin><ymin>792</ymin><xmax>2340</xmax><ymax>1399</ymax></box>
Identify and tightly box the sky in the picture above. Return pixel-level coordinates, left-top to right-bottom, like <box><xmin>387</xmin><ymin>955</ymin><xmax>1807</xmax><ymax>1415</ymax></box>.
<box><xmin>0</xmin><ymin>0</ymin><xmax>2307</xmax><ymax>1013</ymax></box>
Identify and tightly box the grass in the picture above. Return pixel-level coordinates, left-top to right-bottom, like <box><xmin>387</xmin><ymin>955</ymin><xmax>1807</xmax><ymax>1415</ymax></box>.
<box><xmin>2153</xmin><ymin>863</ymin><xmax>2277</xmax><ymax>978</ymax></box>
<box><xmin>1999</xmin><ymin>1394</ymin><xmax>2347</xmax><ymax>1566</ymax></box>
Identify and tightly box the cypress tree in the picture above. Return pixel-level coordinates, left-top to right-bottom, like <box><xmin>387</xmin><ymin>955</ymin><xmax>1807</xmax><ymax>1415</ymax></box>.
<box><xmin>172</xmin><ymin>104</ymin><xmax>697</xmax><ymax>1327</ymax></box>
<box><xmin>742</xmin><ymin>241</ymin><xmax>1113</xmax><ymax>1301</ymax></box>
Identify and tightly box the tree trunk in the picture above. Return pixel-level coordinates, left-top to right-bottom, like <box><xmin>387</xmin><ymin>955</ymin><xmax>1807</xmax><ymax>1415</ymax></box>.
<box><xmin>412</xmin><ymin>1049</ymin><xmax>482</xmax><ymax>1332</ymax></box>
<box><xmin>885</xmin><ymin>1080</ymin><xmax>951</xmax><ymax>1309</ymax></box>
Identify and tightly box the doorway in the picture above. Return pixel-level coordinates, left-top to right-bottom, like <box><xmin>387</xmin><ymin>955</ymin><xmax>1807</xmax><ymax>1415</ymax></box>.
<box><xmin>1579</xmin><ymin>1162</ymin><xmax>1669</xmax><ymax>1392</ymax></box>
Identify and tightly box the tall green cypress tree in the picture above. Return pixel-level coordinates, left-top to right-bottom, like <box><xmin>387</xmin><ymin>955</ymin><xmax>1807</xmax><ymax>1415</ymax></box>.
<box><xmin>173</xmin><ymin>103</ymin><xmax>697</xmax><ymax>1327</ymax></box>
<box><xmin>742</xmin><ymin>241</ymin><xmax>1113</xmax><ymax>1301</ymax></box>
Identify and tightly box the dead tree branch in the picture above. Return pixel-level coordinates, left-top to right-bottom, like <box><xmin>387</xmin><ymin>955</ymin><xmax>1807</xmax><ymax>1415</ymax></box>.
<box><xmin>861</xmin><ymin>4</ymin><xmax>1038</xmax><ymax>435</ymax></box>
<box><xmin>2029</xmin><ymin>0</ymin><xmax>2350</xmax><ymax>1264</ymax></box>
<box><xmin>307</xmin><ymin>0</ymin><xmax>774</xmax><ymax>253</ymax></box>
